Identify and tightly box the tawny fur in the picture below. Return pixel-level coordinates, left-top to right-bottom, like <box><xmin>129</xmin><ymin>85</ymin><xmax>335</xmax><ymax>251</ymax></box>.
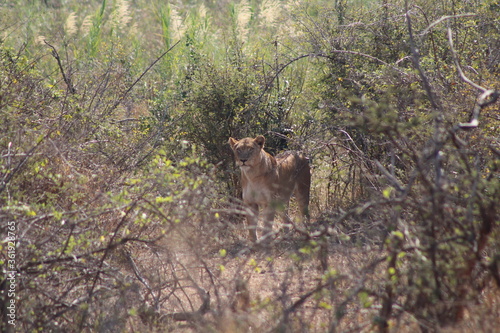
<box><xmin>228</xmin><ymin>135</ymin><xmax>311</xmax><ymax>241</ymax></box>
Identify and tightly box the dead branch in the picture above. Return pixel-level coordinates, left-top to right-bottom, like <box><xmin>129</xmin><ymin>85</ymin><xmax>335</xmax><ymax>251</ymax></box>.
<box><xmin>420</xmin><ymin>13</ymin><xmax>477</xmax><ymax>36</ymax></box>
<box><xmin>446</xmin><ymin>25</ymin><xmax>499</xmax><ymax>128</ymax></box>
<box><xmin>159</xmin><ymin>289</ymin><xmax>210</xmax><ymax>323</ymax></box>
<box><xmin>124</xmin><ymin>249</ymin><xmax>158</xmax><ymax>309</ymax></box>
<box><xmin>108</xmin><ymin>40</ymin><xmax>181</xmax><ymax>114</ymax></box>
<box><xmin>44</xmin><ymin>40</ymin><xmax>76</xmax><ymax>94</ymax></box>
<box><xmin>405</xmin><ymin>0</ymin><xmax>441</xmax><ymax>110</ymax></box>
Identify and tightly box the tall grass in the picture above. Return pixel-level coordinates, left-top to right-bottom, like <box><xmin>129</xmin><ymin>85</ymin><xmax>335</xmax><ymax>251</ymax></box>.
<box><xmin>156</xmin><ymin>2</ymin><xmax>183</xmax><ymax>50</ymax></box>
<box><xmin>110</xmin><ymin>0</ymin><xmax>132</xmax><ymax>34</ymax></box>
<box><xmin>87</xmin><ymin>0</ymin><xmax>107</xmax><ymax>57</ymax></box>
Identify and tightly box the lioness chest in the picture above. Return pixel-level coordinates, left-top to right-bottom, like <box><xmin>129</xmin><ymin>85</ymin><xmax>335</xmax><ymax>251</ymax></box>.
<box><xmin>241</xmin><ymin>163</ymin><xmax>295</xmax><ymax>206</ymax></box>
<box><xmin>242</xmin><ymin>178</ymin><xmax>274</xmax><ymax>205</ymax></box>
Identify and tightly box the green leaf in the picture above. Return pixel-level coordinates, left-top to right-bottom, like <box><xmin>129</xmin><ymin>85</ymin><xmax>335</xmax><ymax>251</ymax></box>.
<box><xmin>319</xmin><ymin>301</ymin><xmax>333</xmax><ymax>310</ymax></box>
<box><xmin>382</xmin><ymin>186</ymin><xmax>393</xmax><ymax>198</ymax></box>
<box><xmin>391</xmin><ymin>231</ymin><xmax>404</xmax><ymax>240</ymax></box>
<box><xmin>156</xmin><ymin>196</ymin><xmax>173</xmax><ymax>203</ymax></box>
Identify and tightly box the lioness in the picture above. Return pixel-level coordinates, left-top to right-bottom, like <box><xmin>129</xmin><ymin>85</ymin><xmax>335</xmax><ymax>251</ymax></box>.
<box><xmin>228</xmin><ymin>135</ymin><xmax>311</xmax><ymax>242</ymax></box>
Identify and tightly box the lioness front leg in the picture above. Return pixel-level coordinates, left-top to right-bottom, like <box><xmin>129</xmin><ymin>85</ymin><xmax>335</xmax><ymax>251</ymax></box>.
<box><xmin>246</xmin><ymin>203</ymin><xmax>259</xmax><ymax>242</ymax></box>
<box><xmin>261</xmin><ymin>206</ymin><xmax>276</xmax><ymax>242</ymax></box>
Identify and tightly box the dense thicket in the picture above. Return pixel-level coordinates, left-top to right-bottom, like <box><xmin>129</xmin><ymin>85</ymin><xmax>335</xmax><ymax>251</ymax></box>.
<box><xmin>1</xmin><ymin>0</ymin><xmax>499</xmax><ymax>332</ymax></box>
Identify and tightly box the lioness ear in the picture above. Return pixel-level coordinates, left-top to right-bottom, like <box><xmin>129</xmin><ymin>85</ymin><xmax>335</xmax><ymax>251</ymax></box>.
<box><xmin>254</xmin><ymin>135</ymin><xmax>265</xmax><ymax>148</ymax></box>
<box><xmin>228</xmin><ymin>137</ymin><xmax>238</xmax><ymax>149</ymax></box>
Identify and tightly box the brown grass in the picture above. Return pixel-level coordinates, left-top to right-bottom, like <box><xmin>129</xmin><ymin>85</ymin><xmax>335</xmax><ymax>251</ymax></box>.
<box><xmin>111</xmin><ymin>207</ymin><xmax>500</xmax><ymax>332</ymax></box>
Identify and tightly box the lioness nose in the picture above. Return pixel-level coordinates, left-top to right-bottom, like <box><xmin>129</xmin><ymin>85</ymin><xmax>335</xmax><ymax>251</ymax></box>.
<box><xmin>240</xmin><ymin>159</ymin><xmax>247</xmax><ymax>163</ymax></box>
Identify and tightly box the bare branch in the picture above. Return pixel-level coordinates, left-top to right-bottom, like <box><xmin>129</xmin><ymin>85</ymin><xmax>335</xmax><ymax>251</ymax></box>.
<box><xmin>459</xmin><ymin>89</ymin><xmax>500</xmax><ymax>129</ymax></box>
<box><xmin>420</xmin><ymin>13</ymin><xmax>477</xmax><ymax>36</ymax></box>
<box><xmin>160</xmin><ymin>289</ymin><xmax>210</xmax><ymax>322</ymax></box>
<box><xmin>108</xmin><ymin>39</ymin><xmax>181</xmax><ymax>114</ymax></box>
<box><xmin>405</xmin><ymin>1</ymin><xmax>441</xmax><ymax>110</ymax></box>
<box><xmin>447</xmin><ymin>26</ymin><xmax>487</xmax><ymax>92</ymax></box>
<box><xmin>375</xmin><ymin>160</ymin><xmax>404</xmax><ymax>193</ymax></box>
<box><xmin>447</xmin><ymin>26</ymin><xmax>500</xmax><ymax>128</ymax></box>
<box><xmin>44</xmin><ymin>40</ymin><xmax>76</xmax><ymax>94</ymax></box>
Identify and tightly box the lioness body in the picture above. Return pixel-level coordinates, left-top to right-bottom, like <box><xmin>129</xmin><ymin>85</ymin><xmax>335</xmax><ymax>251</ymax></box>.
<box><xmin>229</xmin><ymin>135</ymin><xmax>311</xmax><ymax>241</ymax></box>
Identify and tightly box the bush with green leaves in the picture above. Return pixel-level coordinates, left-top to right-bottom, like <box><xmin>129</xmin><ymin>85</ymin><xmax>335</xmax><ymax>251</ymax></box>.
<box><xmin>290</xmin><ymin>0</ymin><xmax>500</xmax><ymax>331</ymax></box>
<box><xmin>1</xmin><ymin>0</ymin><xmax>499</xmax><ymax>332</ymax></box>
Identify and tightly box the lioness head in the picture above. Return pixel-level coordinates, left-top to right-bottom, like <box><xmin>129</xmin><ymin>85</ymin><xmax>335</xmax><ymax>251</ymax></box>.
<box><xmin>228</xmin><ymin>135</ymin><xmax>266</xmax><ymax>168</ymax></box>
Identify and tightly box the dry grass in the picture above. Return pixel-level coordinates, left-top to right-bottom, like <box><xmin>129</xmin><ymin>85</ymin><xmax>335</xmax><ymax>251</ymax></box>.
<box><xmin>111</xmin><ymin>211</ymin><xmax>498</xmax><ymax>332</ymax></box>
